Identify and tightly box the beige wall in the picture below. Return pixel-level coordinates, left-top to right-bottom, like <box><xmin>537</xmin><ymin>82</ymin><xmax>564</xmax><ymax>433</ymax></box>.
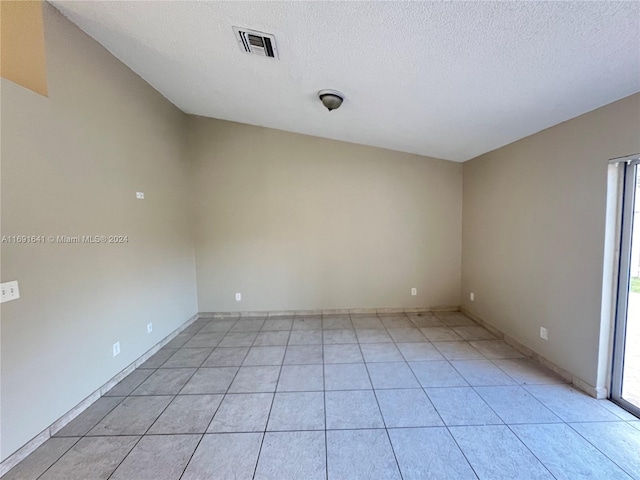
<box><xmin>0</xmin><ymin>5</ymin><xmax>198</xmax><ymax>461</ymax></box>
<box><xmin>462</xmin><ymin>93</ymin><xmax>640</xmax><ymax>389</ymax></box>
<box><xmin>188</xmin><ymin>116</ymin><xmax>463</xmax><ymax>312</ymax></box>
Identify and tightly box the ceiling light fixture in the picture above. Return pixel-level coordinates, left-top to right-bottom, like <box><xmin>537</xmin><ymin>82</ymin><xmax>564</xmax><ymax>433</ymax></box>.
<box><xmin>318</xmin><ymin>89</ymin><xmax>344</xmax><ymax>111</ymax></box>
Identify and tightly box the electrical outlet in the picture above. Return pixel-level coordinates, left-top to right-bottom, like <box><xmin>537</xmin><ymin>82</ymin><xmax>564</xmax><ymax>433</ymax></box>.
<box><xmin>411</xmin><ymin>288</ymin><xmax>417</xmax><ymax>296</ymax></box>
<box><xmin>470</xmin><ymin>292</ymin><xmax>475</xmax><ymax>301</ymax></box>
<box><xmin>235</xmin><ymin>292</ymin><xmax>242</xmax><ymax>302</ymax></box>
<box><xmin>540</xmin><ymin>327</ymin><xmax>548</xmax><ymax>341</ymax></box>
<box><xmin>113</xmin><ymin>342</ymin><xmax>121</xmax><ymax>357</ymax></box>
<box><xmin>147</xmin><ymin>322</ymin><xmax>153</xmax><ymax>334</ymax></box>
<box><xmin>136</xmin><ymin>192</ymin><xmax>144</xmax><ymax>199</ymax></box>
<box><xmin>0</xmin><ymin>281</ymin><xmax>20</xmax><ymax>303</ymax></box>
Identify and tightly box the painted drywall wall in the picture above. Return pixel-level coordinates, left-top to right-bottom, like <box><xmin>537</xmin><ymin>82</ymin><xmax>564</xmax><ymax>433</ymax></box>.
<box><xmin>462</xmin><ymin>93</ymin><xmax>640</xmax><ymax>389</ymax></box>
<box><xmin>0</xmin><ymin>4</ymin><xmax>198</xmax><ymax>460</ymax></box>
<box><xmin>0</xmin><ymin>0</ymin><xmax>48</xmax><ymax>96</ymax></box>
<box><xmin>189</xmin><ymin>116</ymin><xmax>463</xmax><ymax>312</ymax></box>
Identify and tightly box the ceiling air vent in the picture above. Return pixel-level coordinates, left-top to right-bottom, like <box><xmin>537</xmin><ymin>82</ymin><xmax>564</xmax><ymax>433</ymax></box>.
<box><xmin>233</xmin><ymin>27</ymin><xmax>278</xmax><ymax>58</ymax></box>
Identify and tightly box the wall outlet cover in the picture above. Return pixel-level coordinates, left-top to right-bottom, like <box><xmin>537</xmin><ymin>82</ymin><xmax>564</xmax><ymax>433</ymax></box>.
<box><xmin>0</xmin><ymin>280</ymin><xmax>20</xmax><ymax>303</ymax></box>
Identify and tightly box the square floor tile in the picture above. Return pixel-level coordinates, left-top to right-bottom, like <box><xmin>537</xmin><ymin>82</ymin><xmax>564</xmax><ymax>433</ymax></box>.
<box><xmin>376</xmin><ymin>389</ymin><xmax>442</xmax><ymax>427</ymax></box>
<box><xmin>161</xmin><ymin>348</ymin><xmax>213</xmax><ymax>368</ymax></box>
<box><xmin>360</xmin><ymin>343</ymin><xmax>403</xmax><ymax>362</ymax></box>
<box><xmin>451</xmin><ymin>325</ymin><xmax>496</xmax><ymax>340</ymax></box>
<box><xmin>261</xmin><ymin>319</ymin><xmax>292</xmax><ymax>331</ymax></box>
<box><xmin>380</xmin><ymin>316</ymin><xmax>413</xmax><ymax>328</ymax></box>
<box><xmin>323</xmin><ymin>329</ymin><xmax>358</xmax><ymax>344</ymax></box>
<box><xmin>55</xmin><ymin>397</ymin><xmax>124</xmax><ymax>437</ymax></box>
<box><xmin>218</xmin><ymin>331</ymin><xmax>258</xmax><ymax>347</ymax></box>
<box><xmin>475</xmin><ymin>386</ymin><xmax>561</xmax><ymax>424</ymax></box>
<box><xmin>148</xmin><ymin>394</ymin><xmax>223</xmax><ymax>434</ymax></box>
<box><xmin>356</xmin><ymin>329</ymin><xmax>392</xmax><ymax>343</ymax></box>
<box><xmin>198</xmin><ymin>319</ymin><xmax>236</xmax><ymax>333</ymax></box>
<box><xmin>409</xmin><ymin>361</ymin><xmax>468</xmax><ymax>387</ymax></box>
<box><xmin>569</xmin><ymin>422</ymin><xmax>640</xmax><ymax>478</ymax></box>
<box><xmin>277</xmin><ymin>364</ymin><xmax>324</xmax><ymax>392</ymax></box>
<box><xmin>104</xmin><ymin>369</ymin><xmax>153</xmax><ymax>396</ymax></box>
<box><xmin>139</xmin><ymin>349</ymin><xmax>177</xmax><ymax>369</ymax></box>
<box><xmin>425</xmin><ymin>387</ymin><xmax>502</xmax><ymax>426</ymax></box>
<box><xmin>451</xmin><ymin>360</ymin><xmax>517</xmax><ymax>386</ymax></box>
<box><xmin>511</xmin><ymin>423</ymin><xmax>631</xmax><ymax>480</ymax></box>
<box><xmin>183</xmin><ymin>332</ymin><xmax>225</xmax><ymax>348</ymax></box>
<box><xmin>325</xmin><ymin>390</ymin><xmax>384</xmax><ymax>429</ymax></box>
<box><xmin>396</xmin><ymin>342</ymin><xmax>444</xmax><ymax>361</ymax></box>
<box><xmin>267</xmin><ymin>392</ymin><xmax>325</xmax><ymax>431</ymax></box>
<box><xmin>228</xmin><ymin>366</ymin><xmax>280</xmax><ymax>393</ymax></box>
<box><xmin>324</xmin><ymin>363</ymin><xmax>372</xmax><ymax>390</ymax></box>
<box><xmin>388</xmin><ymin>328</ymin><xmax>427</xmax><ymax>343</ymax></box>
<box><xmin>87</xmin><ymin>396</ymin><xmax>172</xmax><ymax>436</ymax></box>
<box><xmin>132</xmin><ymin>368</ymin><xmax>195</xmax><ymax>395</ymax></box>
<box><xmin>367</xmin><ymin>362</ymin><xmax>420</xmax><ymax>389</ymax></box>
<box><xmin>181</xmin><ymin>367</ymin><xmax>238</xmax><ymax>394</ymax></box>
<box><xmin>388</xmin><ymin>427</ymin><xmax>476</xmax><ymax>480</ymax></box>
<box><xmin>284</xmin><ymin>345</ymin><xmax>323</xmax><ymax>364</ymax></box>
<box><xmin>420</xmin><ymin>327</ymin><xmax>462</xmax><ymax>342</ymax></box>
<box><xmin>324</xmin><ymin>344</ymin><xmax>364</xmax><ymax>363</ymax></box>
<box><xmin>469</xmin><ymin>340</ymin><xmax>524</xmax><ymax>359</ymax></box>
<box><xmin>243</xmin><ymin>346</ymin><xmax>286</xmax><ymax>366</ymax></box>
<box><xmin>351</xmin><ymin>316</ymin><xmax>385</xmax><ymax>329</ymax></box>
<box><xmin>327</xmin><ymin>429</ymin><xmax>401</xmax><ymax>480</ymax></box>
<box><xmin>230</xmin><ymin>319</ymin><xmax>265</xmax><ymax>332</ymax></box>
<box><xmin>181</xmin><ymin>433</ymin><xmax>262</xmax><ymax>480</ymax></box>
<box><xmin>407</xmin><ymin>314</ymin><xmax>444</xmax><ymax>328</ymax></box>
<box><xmin>493</xmin><ymin>358</ymin><xmax>565</xmax><ymax>385</ymax></box>
<box><xmin>208</xmin><ymin>393</ymin><xmax>273</xmax><ymax>432</ymax></box>
<box><xmin>599</xmin><ymin>400</ymin><xmax>639</xmax><ymax>421</ymax></box>
<box><xmin>292</xmin><ymin>318</ymin><xmax>322</xmax><ymax>330</ymax></box>
<box><xmin>202</xmin><ymin>347</ymin><xmax>249</xmax><ymax>367</ymax></box>
<box><xmin>2</xmin><ymin>438</ymin><xmax>79</xmax><ymax>480</ymax></box>
<box><xmin>323</xmin><ymin>316</ymin><xmax>352</xmax><ymax>329</ymax></box>
<box><xmin>288</xmin><ymin>330</ymin><xmax>322</xmax><ymax>345</ymax></box>
<box><xmin>433</xmin><ymin>341</ymin><xmax>484</xmax><ymax>360</ymax></box>
<box><xmin>253</xmin><ymin>331</ymin><xmax>290</xmax><ymax>346</ymax></box>
<box><xmin>39</xmin><ymin>436</ymin><xmax>139</xmax><ymax>480</ymax></box>
<box><xmin>436</xmin><ymin>313</ymin><xmax>476</xmax><ymax>327</ymax></box>
<box><xmin>255</xmin><ymin>431</ymin><xmax>326</xmax><ymax>480</ymax></box>
<box><xmin>164</xmin><ymin>333</ymin><xmax>193</xmax><ymax>349</ymax></box>
<box><xmin>110</xmin><ymin>434</ymin><xmax>200</xmax><ymax>480</ymax></box>
<box><xmin>450</xmin><ymin>425</ymin><xmax>554</xmax><ymax>479</ymax></box>
<box><xmin>524</xmin><ymin>384</ymin><xmax>620</xmax><ymax>422</ymax></box>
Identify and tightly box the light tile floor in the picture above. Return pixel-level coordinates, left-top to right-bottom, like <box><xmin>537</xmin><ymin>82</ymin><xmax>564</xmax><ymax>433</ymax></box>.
<box><xmin>5</xmin><ymin>312</ymin><xmax>640</xmax><ymax>480</ymax></box>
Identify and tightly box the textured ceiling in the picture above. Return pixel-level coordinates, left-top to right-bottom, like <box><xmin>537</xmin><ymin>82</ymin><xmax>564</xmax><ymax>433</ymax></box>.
<box><xmin>50</xmin><ymin>1</ymin><xmax>640</xmax><ymax>162</ymax></box>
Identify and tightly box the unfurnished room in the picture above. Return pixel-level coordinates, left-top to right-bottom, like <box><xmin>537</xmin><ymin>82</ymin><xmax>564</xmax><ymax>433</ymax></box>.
<box><xmin>1</xmin><ymin>1</ymin><xmax>640</xmax><ymax>479</ymax></box>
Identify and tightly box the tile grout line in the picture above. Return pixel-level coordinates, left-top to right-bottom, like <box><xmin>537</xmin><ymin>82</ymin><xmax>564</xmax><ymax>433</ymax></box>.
<box><xmin>34</xmin><ymin>323</ymin><xmax>210</xmax><ymax>480</ymax></box>
<box><xmin>24</xmin><ymin>312</ymin><xmax>619</xmax><ymax>480</ymax></box>
<box><xmin>178</xmin><ymin>317</ymin><xmax>246</xmax><ymax>480</ymax></box>
<box><xmin>175</xmin><ymin>317</ymin><xmax>245</xmax><ymax>480</ymax></box>
<box><xmin>249</xmin><ymin>321</ymin><xmax>292</xmax><ymax>480</ymax></box>
<box><xmin>104</xmin><ymin>323</ymin><xmax>215</xmax><ymax>480</ymax></box>
<box><xmin>355</xmin><ymin>314</ymin><xmax>405</xmax><ymax>480</ymax></box>
<box><xmin>564</xmin><ymin>422</ymin><xmax>638</xmax><ymax>479</ymax></box>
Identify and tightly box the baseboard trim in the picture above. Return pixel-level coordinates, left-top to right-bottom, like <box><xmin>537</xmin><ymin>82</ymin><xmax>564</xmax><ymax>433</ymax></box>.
<box><xmin>461</xmin><ymin>308</ymin><xmax>604</xmax><ymax>398</ymax></box>
<box><xmin>0</xmin><ymin>312</ymin><xmax>200</xmax><ymax>477</ymax></box>
<box><xmin>199</xmin><ymin>305</ymin><xmax>461</xmax><ymax>318</ymax></box>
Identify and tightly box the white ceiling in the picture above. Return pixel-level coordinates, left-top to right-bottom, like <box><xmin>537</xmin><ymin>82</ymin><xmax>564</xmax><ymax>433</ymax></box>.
<box><xmin>50</xmin><ymin>1</ymin><xmax>639</xmax><ymax>162</ymax></box>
